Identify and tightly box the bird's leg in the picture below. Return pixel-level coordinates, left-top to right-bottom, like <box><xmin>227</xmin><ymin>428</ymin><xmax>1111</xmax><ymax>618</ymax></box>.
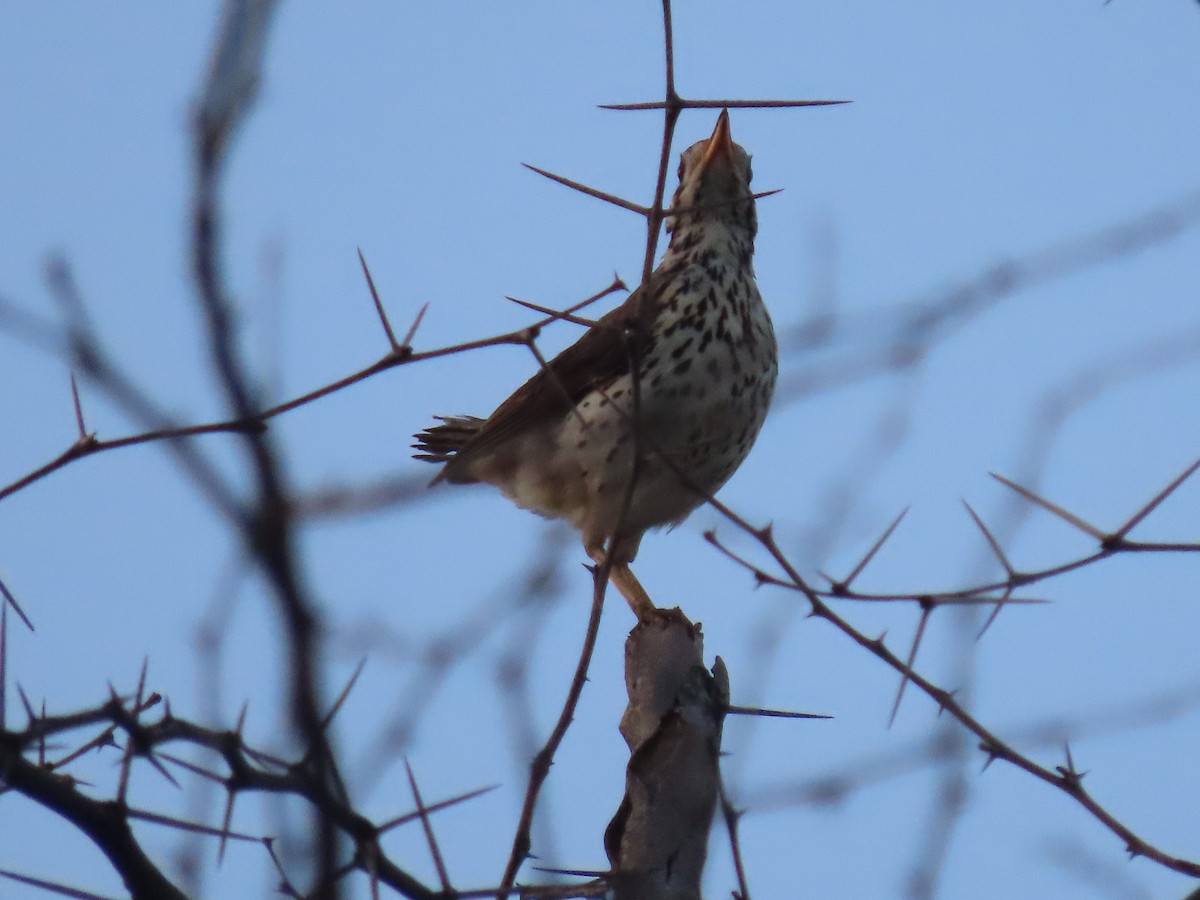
<box><xmin>610</xmin><ymin>562</ymin><xmax>658</xmax><ymax>622</ymax></box>
<box><xmin>587</xmin><ymin>546</ymin><xmax>657</xmax><ymax>621</ymax></box>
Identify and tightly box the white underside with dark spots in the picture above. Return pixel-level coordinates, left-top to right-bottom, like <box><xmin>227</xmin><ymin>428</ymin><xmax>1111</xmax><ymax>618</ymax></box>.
<box><xmin>465</xmin><ymin>218</ymin><xmax>777</xmax><ymax>562</ymax></box>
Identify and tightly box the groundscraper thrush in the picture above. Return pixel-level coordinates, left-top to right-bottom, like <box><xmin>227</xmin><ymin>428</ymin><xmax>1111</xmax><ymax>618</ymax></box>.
<box><xmin>414</xmin><ymin>111</ymin><xmax>777</xmax><ymax>620</ymax></box>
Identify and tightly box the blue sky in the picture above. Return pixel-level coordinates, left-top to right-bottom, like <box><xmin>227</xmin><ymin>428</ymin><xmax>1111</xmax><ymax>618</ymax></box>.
<box><xmin>3</xmin><ymin>3</ymin><xmax>1200</xmax><ymax>898</ymax></box>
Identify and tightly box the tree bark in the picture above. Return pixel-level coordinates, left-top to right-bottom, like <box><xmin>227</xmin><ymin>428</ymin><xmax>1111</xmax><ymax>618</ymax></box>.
<box><xmin>605</xmin><ymin>608</ymin><xmax>728</xmax><ymax>900</ymax></box>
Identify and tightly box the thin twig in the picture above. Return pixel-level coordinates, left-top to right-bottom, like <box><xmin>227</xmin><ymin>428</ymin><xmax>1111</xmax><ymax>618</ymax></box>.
<box><xmin>494</xmin><ymin>568</ymin><xmax>608</xmax><ymax>898</ymax></box>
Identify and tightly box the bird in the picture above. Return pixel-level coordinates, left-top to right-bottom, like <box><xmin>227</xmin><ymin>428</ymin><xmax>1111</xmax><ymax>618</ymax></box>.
<box><xmin>413</xmin><ymin>110</ymin><xmax>777</xmax><ymax>620</ymax></box>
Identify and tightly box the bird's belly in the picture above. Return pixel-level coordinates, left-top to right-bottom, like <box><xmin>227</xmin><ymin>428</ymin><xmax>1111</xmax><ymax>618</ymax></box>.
<box><xmin>554</xmin><ymin>352</ymin><xmax>777</xmax><ymax>543</ymax></box>
<box><xmin>469</xmin><ymin>294</ymin><xmax>777</xmax><ymax>550</ymax></box>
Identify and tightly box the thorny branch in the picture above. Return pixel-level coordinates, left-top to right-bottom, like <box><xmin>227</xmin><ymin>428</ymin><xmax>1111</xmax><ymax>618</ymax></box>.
<box><xmin>3</xmin><ymin>0</ymin><xmax>1200</xmax><ymax>897</ymax></box>
<box><xmin>494</xmin><ymin>565</ymin><xmax>610</xmax><ymax>900</ymax></box>
<box><xmin>0</xmin><ymin>684</ymin><xmax>513</xmax><ymax>899</ymax></box>
<box><xmin>701</xmin><ymin>473</ymin><xmax>1200</xmax><ymax>879</ymax></box>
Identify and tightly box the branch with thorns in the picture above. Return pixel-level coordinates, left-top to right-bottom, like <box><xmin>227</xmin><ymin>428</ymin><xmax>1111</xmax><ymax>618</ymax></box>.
<box><xmin>698</xmin><ymin>455</ymin><xmax>1200</xmax><ymax>879</ymax></box>
<box><xmin>3</xmin><ymin>0</ymin><xmax>1199</xmax><ymax>896</ymax></box>
<box><xmin>0</xmin><ymin>665</ymin><xmax>510</xmax><ymax>899</ymax></box>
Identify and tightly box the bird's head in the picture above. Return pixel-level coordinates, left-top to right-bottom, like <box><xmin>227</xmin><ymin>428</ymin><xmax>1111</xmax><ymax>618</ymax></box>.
<box><xmin>667</xmin><ymin>109</ymin><xmax>756</xmax><ymax>239</ymax></box>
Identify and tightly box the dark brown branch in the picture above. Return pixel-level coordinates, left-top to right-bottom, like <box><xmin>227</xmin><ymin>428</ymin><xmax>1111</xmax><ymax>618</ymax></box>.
<box><xmin>1</xmin><ymin>750</ymin><xmax>188</xmax><ymax>899</ymax></box>
<box><xmin>717</xmin><ymin>776</ymin><xmax>751</xmax><ymax>900</ymax></box>
<box><xmin>494</xmin><ymin>565</ymin><xmax>609</xmax><ymax>898</ymax></box>
<box><xmin>703</xmin><ymin>497</ymin><xmax>1200</xmax><ymax>879</ymax></box>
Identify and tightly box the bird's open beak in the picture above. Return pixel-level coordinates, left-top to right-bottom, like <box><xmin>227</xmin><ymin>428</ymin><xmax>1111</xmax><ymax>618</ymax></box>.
<box><xmin>699</xmin><ymin>109</ymin><xmax>735</xmax><ymax>172</ymax></box>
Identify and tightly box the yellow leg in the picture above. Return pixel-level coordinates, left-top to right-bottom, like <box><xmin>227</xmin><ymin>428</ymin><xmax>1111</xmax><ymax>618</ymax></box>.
<box><xmin>610</xmin><ymin>563</ymin><xmax>657</xmax><ymax>622</ymax></box>
<box><xmin>587</xmin><ymin>548</ymin><xmax>657</xmax><ymax>621</ymax></box>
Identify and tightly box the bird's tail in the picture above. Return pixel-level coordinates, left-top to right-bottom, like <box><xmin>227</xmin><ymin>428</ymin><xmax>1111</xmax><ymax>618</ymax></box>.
<box><xmin>412</xmin><ymin>415</ymin><xmax>485</xmax><ymax>466</ymax></box>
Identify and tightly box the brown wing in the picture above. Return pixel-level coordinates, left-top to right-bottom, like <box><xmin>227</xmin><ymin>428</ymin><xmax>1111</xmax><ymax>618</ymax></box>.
<box><xmin>440</xmin><ymin>276</ymin><xmax>660</xmax><ymax>479</ymax></box>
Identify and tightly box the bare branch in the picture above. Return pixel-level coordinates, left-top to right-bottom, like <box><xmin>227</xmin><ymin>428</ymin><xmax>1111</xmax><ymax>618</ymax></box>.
<box><xmin>495</xmin><ymin>568</ymin><xmax>608</xmax><ymax>898</ymax></box>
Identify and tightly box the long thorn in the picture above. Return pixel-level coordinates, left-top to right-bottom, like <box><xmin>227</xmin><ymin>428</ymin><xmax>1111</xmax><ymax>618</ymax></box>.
<box><xmin>0</xmin><ymin>576</ymin><xmax>33</xmax><ymax>631</ymax></box>
<box><xmin>962</xmin><ymin>500</ymin><xmax>1014</xmax><ymax>576</ymax></box>
<box><xmin>218</xmin><ymin>786</ymin><xmax>237</xmax><ymax>864</ymax></box>
<box><xmin>398</xmin><ymin>302</ymin><xmax>428</xmax><ymax>351</ymax></box>
<box><xmin>522</xmin><ymin>163</ymin><xmax>649</xmax><ymax>216</ymax></box>
<box><xmin>990</xmin><ymin>472</ymin><xmax>1107</xmax><ymax>541</ymax></box>
<box><xmin>976</xmin><ymin>586</ymin><xmax>1013</xmax><ymax>641</ymax></box>
<box><xmin>404</xmin><ymin>760</ymin><xmax>451</xmax><ymax>892</ymax></box>
<box><xmin>0</xmin><ymin>867</ymin><xmax>117</xmax><ymax>900</ymax></box>
<box><xmin>320</xmin><ymin>658</ymin><xmax>367</xmax><ymax>732</ymax></box>
<box><xmin>377</xmin><ymin>783</ymin><xmax>499</xmax><ymax>833</ymax></box>
<box><xmin>600</xmin><ymin>98</ymin><xmax>853</xmax><ymax>111</ymax></box>
<box><xmin>69</xmin><ymin>374</ymin><xmax>88</xmax><ymax>441</ymax></box>
<box><xmin>724</xmin><ymin>705</ymin><xmax>833</xmax><ymax>720</ymax></box>
<box><xmin>888</xmin><ymin>605</ymin><xmax>931</xmax><ymax>727</ymax></box>
<box><xmin>126</xmin><ymin>806</ymin><xmax>258</xmax><ymax>842</ymax></box>
<box><xmin>842</xmin><ymin>507</ymin><xmax>909</xmax><ymax>588</ymax></box>
<box><xmin>505</xmin><ymin>296</ymin><xmax>598</xmax><ymax>329</ymax></box>
<box><xmin>1113</xmin><ymin>454</ymin><xmax>1200</xmax><ymax>539</ymax></box>
<box><xmin>358</xmin><ymin>248</ymin><xmax>401</xmax><ymax>351</ymax></box>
